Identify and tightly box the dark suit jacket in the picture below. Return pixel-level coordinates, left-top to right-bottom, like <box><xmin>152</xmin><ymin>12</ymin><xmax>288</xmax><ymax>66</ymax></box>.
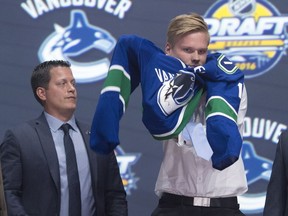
<box><xmin>0</xmin><ymin>162</ymin><xmax>7</xmax><ymax>216</ymax></box>
<box><xmin>263</xmin><ymin>130</ymin><xmax>288</xmax><ymax>216</ymax></box>
<box><xmin>0</xmin><ymin>113</ymin><xmax>127</xmax><ymax>216</ymax></box>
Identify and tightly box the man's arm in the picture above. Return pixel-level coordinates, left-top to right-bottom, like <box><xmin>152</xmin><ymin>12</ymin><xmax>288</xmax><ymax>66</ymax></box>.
<box><xmin>104</xmin><ymin>151</ymin><xmax>128</xmax><ymax>216</ymax></box>
<box><xmin>0</xmin><ymin>130</ymin><xmax>27</xmax><ymax>215</ymax></box>
<box><xmin>0</xmin><ymin>161</ymin><xmax>8</xmax><ymax>216</ymax></box>
<box><xmin>263</xmin><ymin>131</ymin><xmax>288</xmax><ymax>216</ymax></box>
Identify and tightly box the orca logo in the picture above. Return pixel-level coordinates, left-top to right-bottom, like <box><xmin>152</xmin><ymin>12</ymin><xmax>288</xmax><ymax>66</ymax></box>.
<box><xmin>115</xmin><ymin>146</ymin><xmax>141</xmax><ymax>195</ymax></box>
<box><xmin>240</xmin><ymin>117</ymin><xmax>287</xmax><ymax>214</ymax></box>
<box><xmin>242</xmin><ymin>142</ymin><xmax>272</xmax><ymax>185</ymax></box>
<box><xmin>239</xmin><ymin>141</ymin><xmax>273</xmax><ymax>214</ymax></box>
<box><xmin>204</xmin><ymin>0</ymin><xmax>288</xmax><ymax>78</ymax></box>
<box><xmin>157</xmin><ymin>71</ymin><xmax>196</xmax><ymax>116</ymax></box>
<box><xmin>38</xmin><ymin>10</ymin><xmax>116</xmax><ymax>83</ymax></box>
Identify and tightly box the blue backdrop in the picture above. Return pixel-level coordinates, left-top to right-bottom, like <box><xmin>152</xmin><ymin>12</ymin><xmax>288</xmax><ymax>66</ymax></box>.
<box><xmin>1</xmin><ymin>0</ymin><xmax>288</xmax><ymax>215</ymax></box>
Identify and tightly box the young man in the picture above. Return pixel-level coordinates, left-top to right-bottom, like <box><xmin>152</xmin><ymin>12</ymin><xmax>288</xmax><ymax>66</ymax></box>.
<box><xmin>151</xmin><ymin>13</ymin><xmax>248</xmax><ymax>216</ymax></box>
<box><xmin>89</xmin><ymin>13</ymin><xmax>247</xmax><ymax>216</ymax></box>
<box><xmin>0</xmin><ymin>60</ymin><xmax>127</xmax><ymax>216</ymax></box>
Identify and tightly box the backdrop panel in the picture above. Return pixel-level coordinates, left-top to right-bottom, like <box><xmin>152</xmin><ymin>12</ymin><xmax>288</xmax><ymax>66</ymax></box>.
<box><xmin>1</xmin><ymin>1</ymin><xmax>288</xmax><ymax>215</ymax></box>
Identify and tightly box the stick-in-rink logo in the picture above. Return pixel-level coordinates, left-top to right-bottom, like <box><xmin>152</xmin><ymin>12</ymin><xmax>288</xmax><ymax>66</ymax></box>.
<box><xmin>115</xmin><ymin>146</ymin><xmax>141</xmax><ymax>195</ymax></box>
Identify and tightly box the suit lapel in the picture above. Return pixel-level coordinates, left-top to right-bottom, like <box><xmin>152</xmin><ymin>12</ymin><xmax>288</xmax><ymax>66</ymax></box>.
<box><xmin>31</xmin><ymin>114</ymin><xmax>61</xmax><ymax>195</ymax></box>
<box><xmin>31</xmin><ymin>116</ymin><xmax>98</xmax><ymax>198</ymax></box>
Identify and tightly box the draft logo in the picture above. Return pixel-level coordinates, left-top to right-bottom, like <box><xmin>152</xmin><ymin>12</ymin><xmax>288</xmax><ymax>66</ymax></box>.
<box><xmin>204</xmin><ymin>0</ymin><xmax>288</xmax><ymax>78</ymax></box>
<box><xmin>38</xmin><ymin>10</ymin><xmax>116</xmax><ymax>83</ymax></box>
<box><xmin>115</xmin><ymin>146</ymin><xmax>141</xmax><ymax>195</ymax></box>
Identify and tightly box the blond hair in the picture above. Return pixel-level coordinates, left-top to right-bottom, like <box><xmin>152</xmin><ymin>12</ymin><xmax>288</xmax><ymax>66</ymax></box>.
<box><xmin>167</xmin><ymin>13</ymin><xmax>210</xmax><ymax>46</ymax></box>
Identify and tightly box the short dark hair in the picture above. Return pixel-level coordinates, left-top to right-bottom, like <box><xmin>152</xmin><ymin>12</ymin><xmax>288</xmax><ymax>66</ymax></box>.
<box><xmin>31</xmin><ymin>60</ymin><xmax>71</xmax><ymax>105</ymax></box>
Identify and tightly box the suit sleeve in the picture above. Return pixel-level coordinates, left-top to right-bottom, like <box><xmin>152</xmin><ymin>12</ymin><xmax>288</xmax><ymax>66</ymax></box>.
<box><xmin>98</xmin><ymin>151</ymin><xmax>128</xmax><ymax>216</ymax></box>
<box><xmin>0</xmin><ymin>129</ymin><xmax>28</xmax><ymax>216</ymax></box>
<box><xmin>263</xmin><ymin>131</ymin><xmax>288</xmax><ymax>216</ymax></box>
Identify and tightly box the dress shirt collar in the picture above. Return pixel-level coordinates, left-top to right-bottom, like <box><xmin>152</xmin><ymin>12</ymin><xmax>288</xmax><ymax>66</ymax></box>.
<box><xmin>44</xmin><ymin>112</ymin><xmax>77</xmax><ymax>132</ymax></box>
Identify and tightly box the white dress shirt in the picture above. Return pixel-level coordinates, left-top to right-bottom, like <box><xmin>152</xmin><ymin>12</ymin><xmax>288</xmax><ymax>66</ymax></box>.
<box><xmin>155</xmin><ymin>86</ymin><xmax>248</xmax><ymax>198</ymax></box>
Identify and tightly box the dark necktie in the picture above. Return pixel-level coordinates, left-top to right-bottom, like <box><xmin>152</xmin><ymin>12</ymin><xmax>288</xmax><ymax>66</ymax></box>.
<box><xmin>61</xmin><ymin>123</ymin><xmax>81</xmax><ymax>216</ymax></box>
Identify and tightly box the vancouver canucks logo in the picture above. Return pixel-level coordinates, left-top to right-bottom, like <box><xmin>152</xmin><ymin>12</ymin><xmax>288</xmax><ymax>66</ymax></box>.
<box><xmin>158</xmin><ymin>70</ymin><xmax>196</xmax><ymax>116</ymax></box>
<box><xmin>242</xmin><ymin>142</ymin><xmax>272</xmax><ymax>185</ymax></box>
<box><xmin>239</xmin><ymin>141</ymin><xmax>273</xmax><ymax>214</ymax></box>
<box><xmin>38</xmin><ymin>10</ymin><xmax>116</xmax><ymax>83</ymax></box>
<box><xmin>204</xmin><ymin>0</ymin><xmax>288</xmax><ymax>78</ymax></box>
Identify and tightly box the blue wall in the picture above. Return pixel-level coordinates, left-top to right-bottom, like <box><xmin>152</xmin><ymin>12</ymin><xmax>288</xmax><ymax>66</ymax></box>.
<box><xmin>1</xmin><ymin>1</ymin><xmax>288</xmax><ymax>215</ymax></box>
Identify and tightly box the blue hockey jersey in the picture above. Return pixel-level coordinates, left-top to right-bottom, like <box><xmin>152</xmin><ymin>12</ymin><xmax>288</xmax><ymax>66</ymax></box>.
<box><xmin>90</xmin><ymin>34</ymin><xmax>245</xmax><ymax>170</ymax></box>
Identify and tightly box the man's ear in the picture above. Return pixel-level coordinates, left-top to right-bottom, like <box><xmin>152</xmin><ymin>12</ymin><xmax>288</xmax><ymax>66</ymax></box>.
<box><xmin>165</xmin><ymin>42</ymin><xmax>172</xmax><ymax>54</ymax></box>
<box><xmin>36</xmin><ymin>87</ymin><xmax>46</xmax><ymax>101</ymax></box>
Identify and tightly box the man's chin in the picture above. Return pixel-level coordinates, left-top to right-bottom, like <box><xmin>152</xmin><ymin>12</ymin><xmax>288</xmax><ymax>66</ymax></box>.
<box><xmin>67</xmin><ymin>105</ymin><xmax>76</xmax><ymax>112</ymax></box>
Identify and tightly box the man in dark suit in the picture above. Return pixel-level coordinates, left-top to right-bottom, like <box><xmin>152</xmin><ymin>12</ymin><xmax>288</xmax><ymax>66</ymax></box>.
<box><xmin>263</xmin><ymin>130</ymin><xmax>288</xmax><ymax>216</ymax></box>
<box><xmin>0</xmin><ymin>60</ymin><xmax>127</xmax><ymax>216</ymax></box>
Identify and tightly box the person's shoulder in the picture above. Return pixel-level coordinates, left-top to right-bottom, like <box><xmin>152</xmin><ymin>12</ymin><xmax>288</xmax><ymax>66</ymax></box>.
<box><xmin>6</xmin><ymin>119</ymin><xmax>35</xmax><ymax>131</ymax></box>
<box><xmin>5</xmin><ymin>114</ymin><xmax>45</xmax><ymax>131</ymax></box>
<box><xmin>280</xmin><ymin>129</ymin><xmax>288</xmax><ymax>140</ymax></box>
<box><xmin>75</xmin><ymin>120</ymin><xmax>90</xmax><ymax>134</ymax></box>
<box><xmin>75</xmin><ymin>120</ymin><xmax>89</xmax><ymax>128</ymax></box>
<box><xmin>1</xmin><ymin>119</ymin><xmax>39</xmax><ymax>143</ymax></box>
